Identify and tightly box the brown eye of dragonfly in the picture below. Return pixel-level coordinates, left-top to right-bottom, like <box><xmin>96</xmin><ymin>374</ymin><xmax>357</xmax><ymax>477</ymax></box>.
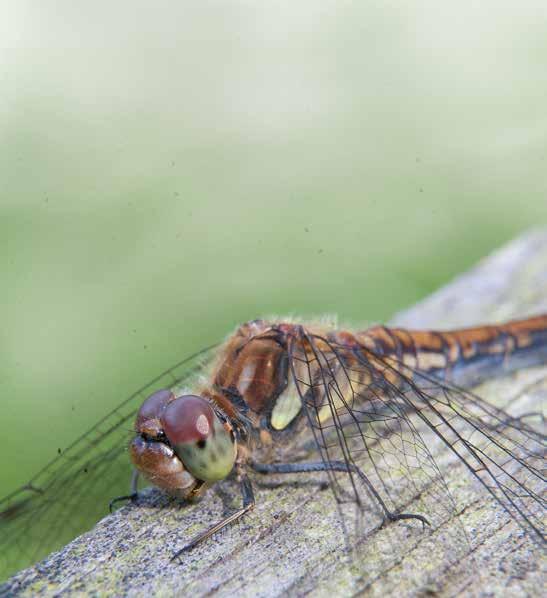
<box><xmin>161</xmin><ymin>395</ymin><xmax>214</xmax><ymax>445</ymax></box>
<box><xmin>137</xmin><ymin>389</ymin><xmax>174</xmax><ymax>426</ymax></box>
<box><xmin>135</xmin><ymin>389</ymin><xmax>175</xmax><ymax>434</ymax></box>
<box><xmin>160</xmin><ymin>395</ymin><xmax>237</xmax><ymax>482</ymax></box>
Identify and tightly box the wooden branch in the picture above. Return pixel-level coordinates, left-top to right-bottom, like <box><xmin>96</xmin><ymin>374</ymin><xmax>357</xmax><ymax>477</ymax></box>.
<box><xmin>4</xmin><ymin>229</ymin><xmax>547</xmax><ymax>597</ymax></box>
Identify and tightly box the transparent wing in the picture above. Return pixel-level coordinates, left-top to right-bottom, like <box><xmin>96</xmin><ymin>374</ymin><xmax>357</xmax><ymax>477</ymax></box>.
<box><xmin>379</xmin><ymin>357</ymin><xmax>546</xmax><ymax>540</ymax></box>
<box><xmin>0</xmin><ymin>345</ymin><xmax>217</xmax><ymax>581</ymax></box>
<box><xmin>288</xmin><ymin>332</ymin><xmax>545</xmax><ymax>558</ymax></box>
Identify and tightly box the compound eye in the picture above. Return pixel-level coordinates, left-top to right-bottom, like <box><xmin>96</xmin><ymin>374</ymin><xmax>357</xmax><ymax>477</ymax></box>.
<box><xmin>135</xmin><ymin>389</ymin><xmax>174</xmax><ymax>434</ymax></box>
<box><xmin>161</xmin><ymin>395</ymin><xmax>214</xmax><ymax>445</ymax></box>
<box><xmin>160</xmin><ymin>395</ymin><xmax>236</xmax><ymax>482</ymax></box>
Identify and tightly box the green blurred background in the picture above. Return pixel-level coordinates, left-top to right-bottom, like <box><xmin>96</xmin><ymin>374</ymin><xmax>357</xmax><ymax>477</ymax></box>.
<box><xmin>1</xmin><ymin>2</ymin><xmax>546</xmax><ymax>495</ymax></box>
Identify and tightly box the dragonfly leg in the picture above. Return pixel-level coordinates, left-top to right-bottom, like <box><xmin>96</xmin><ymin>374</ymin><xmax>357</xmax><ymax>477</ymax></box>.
<box><xmin>171</xmin><ymin>469</ymin><xmax>255</xmax><ymax>562</ymax></box>
<box><xmin>251</xmin><ymin>460</ymin><xmax>430</xmax><ymax>528</ymax></box>
<box><xmin>108</xmin><ymin>470</ymin><xmax>141</xmax><ymax>512</ymax></box>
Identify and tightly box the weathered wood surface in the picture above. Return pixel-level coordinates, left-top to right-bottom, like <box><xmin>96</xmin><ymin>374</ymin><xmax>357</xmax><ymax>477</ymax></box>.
<box><xmin>3</xmin><ymin>229</ymin><xmax>547</xmax><ymax>597</ymax></box>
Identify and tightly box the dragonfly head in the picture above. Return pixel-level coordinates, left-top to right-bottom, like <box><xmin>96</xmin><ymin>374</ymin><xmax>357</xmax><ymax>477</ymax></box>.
<box><xmin>130</xmin><ymin>389</ymin><xmax>237</xmax><ymax>499</ymax></box>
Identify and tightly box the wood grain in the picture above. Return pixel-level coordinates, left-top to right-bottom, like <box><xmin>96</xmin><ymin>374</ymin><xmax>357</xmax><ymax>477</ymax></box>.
<box><xmin>3</xmin><ymin>229</ymin><xmax>546</xmax><ymax>597</ymax></box>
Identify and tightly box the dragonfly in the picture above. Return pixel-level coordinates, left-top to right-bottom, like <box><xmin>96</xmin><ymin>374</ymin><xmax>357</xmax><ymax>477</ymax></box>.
<box><xmin>0</xmin><ymin>314</ymin><xmax>546</xmax><ymax>583</ymax></box>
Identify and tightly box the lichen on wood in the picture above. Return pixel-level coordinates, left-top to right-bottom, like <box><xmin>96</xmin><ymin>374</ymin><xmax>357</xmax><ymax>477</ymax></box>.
<box><xmin>3</xmin><ymin>229</ymin><xmax>547</xmax><ymax>597</ymax></box>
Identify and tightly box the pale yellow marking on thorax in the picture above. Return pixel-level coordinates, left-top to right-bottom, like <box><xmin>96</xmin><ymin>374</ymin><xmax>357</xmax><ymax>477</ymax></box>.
<box><xmin>271</xmin><ymin>390</ymin><xmax>302</xmax><ymax>430</ymax></box>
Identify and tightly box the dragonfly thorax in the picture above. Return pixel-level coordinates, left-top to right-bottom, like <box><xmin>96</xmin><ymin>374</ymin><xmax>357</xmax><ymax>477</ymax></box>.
<box><xmin>209</xmin><ymin>320</ymin><xmax>312</xmax><ymax>436</ymax></box>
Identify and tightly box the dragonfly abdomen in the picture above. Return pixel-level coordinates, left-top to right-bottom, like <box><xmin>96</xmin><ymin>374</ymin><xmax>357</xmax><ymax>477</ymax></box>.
<box><xmin>351</xmin><ymin>314</ymin><xmax>547</xmax><ymax>388</ymax></box>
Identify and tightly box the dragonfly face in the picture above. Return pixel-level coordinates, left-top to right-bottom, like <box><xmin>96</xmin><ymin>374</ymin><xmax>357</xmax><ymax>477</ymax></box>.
<box><xmin>130</xmin><ymin>389</ymin><xmax>237</xmax><ymax>499</ymax></box>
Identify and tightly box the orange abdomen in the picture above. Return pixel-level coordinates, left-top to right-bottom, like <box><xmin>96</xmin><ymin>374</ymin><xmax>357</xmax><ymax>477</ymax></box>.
<box><xmin>353</xmin><ymin>314</ymin><xmax>547</xmax><ymax>387</ymax></box>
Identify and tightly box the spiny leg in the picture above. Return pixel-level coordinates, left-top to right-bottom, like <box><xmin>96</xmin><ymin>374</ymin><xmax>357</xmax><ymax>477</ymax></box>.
<box><xmin>171</xmin><ymin>471</ymin><xmax>255</xmax><ymax>562</ymax></box>
<box><xmin>251</xmin><ymin>460</ymin><xmax>430</xmax><ymax>528</ymax></box>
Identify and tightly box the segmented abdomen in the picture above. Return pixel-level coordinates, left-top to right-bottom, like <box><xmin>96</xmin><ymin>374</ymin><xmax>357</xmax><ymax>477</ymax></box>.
<box><xmin>334</xmin><ymin>314</ymin><xmax>547</xmax><ymax>388</ymax></box>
